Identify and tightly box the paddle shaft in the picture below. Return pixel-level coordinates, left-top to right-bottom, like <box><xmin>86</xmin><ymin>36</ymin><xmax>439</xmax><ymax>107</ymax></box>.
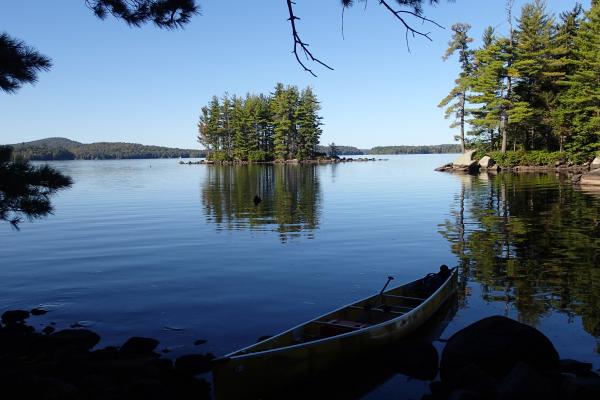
<box><xmin>374</xmin><ymin>276</ymin><xmax>394</xmax><ymax>308</ymax></box>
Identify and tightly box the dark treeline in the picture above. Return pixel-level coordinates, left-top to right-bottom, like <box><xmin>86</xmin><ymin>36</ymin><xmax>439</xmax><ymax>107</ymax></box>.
<box><xmin>369</xmin><ymin>144</ymin><xmax>462</xmax><ymax>155</ymax></box>
<box><xmin>315</xmin><ymin>145</ymin><xmax>365</xmax><ymax>155</ymax></box>
<box><xmin>440</xmin><ymin>1</ymin><xmax>599</xmax><ymax>161</ymax></box>
<box><xmin>197</xmin><ymin>83</ymin><xmax>322</xmax><ymax>162</ymax></box>
<box><xmin>9</xmin><ymin>138</ymin><xmax>204</xmax><ymax>160</ymax></box>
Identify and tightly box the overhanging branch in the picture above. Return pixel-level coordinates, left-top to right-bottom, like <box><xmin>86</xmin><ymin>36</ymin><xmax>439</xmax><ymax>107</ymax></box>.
<box><xmin>286</xmin><ymin>0</ymin><xmax>334</xmax><ymax>77</ymax></box>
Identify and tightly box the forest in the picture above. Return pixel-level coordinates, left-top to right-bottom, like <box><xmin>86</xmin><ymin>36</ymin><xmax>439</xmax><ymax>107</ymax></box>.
<box><xmin>439</xmin><ymin>0</ymin><xmax>599</xmax><ymax>162</ymax></box>
<box><xmin>10</xmin><ymin>138</ymin><xmax>204</xmax><ymax>160</ymax></box>
<box><xmin>369</xmin><ymin>144</ymin><xmax>461</xmax><ymax>155</ymax></box>
<box><xmin>197</xmin><ymin>84</ymin><xmax>322</xmax><ymax>162</ymax></box>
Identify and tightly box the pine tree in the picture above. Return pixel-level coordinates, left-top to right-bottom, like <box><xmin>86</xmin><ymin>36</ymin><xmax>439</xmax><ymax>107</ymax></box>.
<box><xmin>197</xmin><ymin>96</ymin><xmax>221</xmax><ymax>157</ymax></box>
<box><xmin>271</xmin><ymin>83</ymin><xmax>294</xmax><ymax>160</ymax></box>
<box><xmin>468</xmin><ymin>27</ymin><xmax>505</xmax><ymax>149</ymax></box>
<box><xmin>512</xmin><ymin>0</ymin><xmax>556</xmax><ymax>150</ymax></box>
<box><xmin>296</xmin><ymin>87</ymin><xmax>323</xmax><ymax>160</ymax></box>
<box><xmin>232</xmin><ymin>95</ymin><xmax>251</xmax><ymax>160</ymax></box>
<box><xmin>561</xmin><ymin>1</ymin><xmax>600</xmax><ymax>156</ymax></box>
<box><xmin>551</xmin><ymin>4</ymin><xmax>583</xmax><ymax>151</ymax></box>
<box><xmin>439</xmin><ymin>23</ymin><xmax>474</xmax><ymax>153</ymax></box>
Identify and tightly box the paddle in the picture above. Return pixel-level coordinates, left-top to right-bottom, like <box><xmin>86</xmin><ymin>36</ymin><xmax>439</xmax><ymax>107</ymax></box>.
<box><xmin>373</xmin><ymin>276</ymin><xmax>394</xmax><ymax>309</ymax></box>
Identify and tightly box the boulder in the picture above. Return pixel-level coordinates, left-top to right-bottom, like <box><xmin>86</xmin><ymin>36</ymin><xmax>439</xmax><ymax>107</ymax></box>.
<box><xmin>559</xmin><ymin>359</ymin><xmax>595</xmax><ymax>377</ymax></box>
<box><xmin>435</xmin><ymin>163</ymin><xmax>453</xmax><ymax>172</ymax></box>
<box><xmin>49</xmin><ymin>329</ymin><xmax>101</xmax><ymax>351</ymax></box>
<box><xmin>581</xmin><ymin>168</ymin><xmax>600</xmax><ymax>186</ymax></box>
<box><xmin>478</xmin><ymin>156</ymin><xmax>495</xmax><ymax>168</ymax></box>
<box><xmin>385</xmin><ymin>339</ymin><xmax>439</xmax><ymax>380</ymax></box>
<box><xmin>120</xmin><ymin>337</ymin><xmax>159</xmax><ymax>355</ymax></box>
<box><xmin>497</xmin><ymin>362</ymin><xmax>556</xmax><ymax>400</ymax></box>
<box><xmin>453</xmin><ymin>150</ymin><xmax>477</xmax><ymax>167</ymax></box>
<box><xmin>440</xmin><ymin>316</ymin><xmax>559</xmax><ymax>385</ymax></box>
<box><xmin>591</xmin><ymin>157</ymin><xmax>600</xmax><ymax>170</ymax></box>
<box><xmin>561</xmin><ymin>375</ymin><xmax>600</xmax><ymax>400</ymax></box>
<box><xmin>1</xmin><ymin>309</ymin><xmax>30</xmax><ymax>325</ymax></box>
<box><xmin>175</xmin><ymin>354</ymin><xmax>214</xmax><ymax>375</ymax></box>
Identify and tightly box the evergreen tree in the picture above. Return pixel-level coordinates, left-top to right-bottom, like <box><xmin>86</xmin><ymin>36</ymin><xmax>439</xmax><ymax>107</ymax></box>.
<box><xmin>271</xmin><ymin>83</ymin><xmax>294</xmax><ymax>160</ymax></box>
<box><xmin>439</xmin><ymin>23</ymin><xmax>474</xmax><ymax>153</ymax></box>
<box><xmin>296</xmin><ymin>87</ymin><xmax>323</xmax><ymax>160</ymax></box>
<box><xmin>512</xmin><ymin>0</ymin><xmax>556</xmax><ymax>150</ymax></box>
<box><xmin>551</xmin><ymin>4</ymin><xmax>583</xmax><ymax>151</ymax></box>
<box><xmin>197</xmin><ymin>84</ymin><xmax>323</xmax><ymax>162</ymax></box>
<box><xmin>561</xmin><ymin>1</ymin><xmax>600</xmax><ymax>156</ymax></box>
<box><xmin>0</xmin><ymin>146</ymin><xmax>72</xmax><ymax>228</ymax></box>
<box><xmin>468</xmin><ymin>27</ymin><xmax>505</xmax><ymax>149</ymax></box>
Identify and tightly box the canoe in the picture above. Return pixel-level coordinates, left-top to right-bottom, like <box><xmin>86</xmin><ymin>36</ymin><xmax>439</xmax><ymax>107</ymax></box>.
<box><xmin>212</xmin><ymin>268</ymin><xmax>458</xmax><ymax>399</ymax></box>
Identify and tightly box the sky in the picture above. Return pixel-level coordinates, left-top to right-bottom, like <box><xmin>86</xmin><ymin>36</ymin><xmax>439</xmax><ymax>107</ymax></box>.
<box><xmin>0</xmin><ymin>0</ymin><xmax>585</xmax><ymax>149</ymax></box>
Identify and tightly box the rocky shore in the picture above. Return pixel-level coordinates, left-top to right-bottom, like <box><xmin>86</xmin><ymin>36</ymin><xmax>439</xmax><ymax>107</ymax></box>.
<box><xmin>3</xmin><ymin>308</ymin><xmax>599</xmax><ymax>399</ymax></box>
<box><xmin>179</xmin><ymin>157</ymin><xmax>385</xmax><ymax>166</ymax></box>
<box><xmin>436</xmin><ymin>150</ymin><xmax>599</xmax><ymax>180</ymax></box>
<box><xmin>0</xmin><ymin>309</ymin><xmax>212</xmax><ymax>400</ymax></box>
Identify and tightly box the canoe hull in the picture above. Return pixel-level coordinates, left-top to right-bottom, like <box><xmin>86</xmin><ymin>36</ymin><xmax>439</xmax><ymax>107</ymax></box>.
<box><xmin>213</xmin><ymin>270</ymin><xmax>457</xmax><ymax>399</ymax></box>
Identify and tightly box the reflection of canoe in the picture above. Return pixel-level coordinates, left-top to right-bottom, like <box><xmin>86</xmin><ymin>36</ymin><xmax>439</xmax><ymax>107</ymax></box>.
<box><xmin>212</xmin><ymin>269</ymin><xmax>458</xmax><ymax>399</ymax></box>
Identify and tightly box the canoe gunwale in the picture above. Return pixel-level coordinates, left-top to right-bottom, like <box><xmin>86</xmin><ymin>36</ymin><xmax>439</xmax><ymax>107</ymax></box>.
<box><xmin>218</xmin><ymin>268</ymin><xmax>457</xmax><ymax>362</ymax></box>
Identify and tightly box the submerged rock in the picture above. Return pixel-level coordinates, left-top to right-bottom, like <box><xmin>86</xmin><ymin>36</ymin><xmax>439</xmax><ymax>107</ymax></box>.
<box><xmin>120</xmin><ymin>337</ymin><xmax>160</xmax><ymax>355</ymax></box>
<box><xmin>30</xmin><ymin>308</ymin><xmax>48</xmax><ymax>316</ymax></box>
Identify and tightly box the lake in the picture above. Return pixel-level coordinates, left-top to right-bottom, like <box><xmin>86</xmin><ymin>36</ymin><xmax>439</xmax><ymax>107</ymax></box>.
<box><xmin>1</xmin><ymin>155</ymin><xmax>599</xmax><ymax>398</ymax></box>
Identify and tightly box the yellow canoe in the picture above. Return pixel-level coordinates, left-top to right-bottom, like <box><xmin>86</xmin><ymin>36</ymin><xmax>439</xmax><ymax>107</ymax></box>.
<box><xmin>213</xmin><ymin>268</ymin><xmax>458</xmax><ymax>399</ymax></box>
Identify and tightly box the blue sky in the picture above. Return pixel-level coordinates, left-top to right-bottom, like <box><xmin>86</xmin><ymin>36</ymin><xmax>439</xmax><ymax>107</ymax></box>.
<box><xmin>0</xmin><ymin>0</ymin><xmax>583</xmax><ymax>149</ymax></box>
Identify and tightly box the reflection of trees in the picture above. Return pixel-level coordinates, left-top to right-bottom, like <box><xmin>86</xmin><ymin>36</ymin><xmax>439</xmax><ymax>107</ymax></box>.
<box><xmin>201</xmin><ymin>164</ymin><xmax>320</xmax><ymax>242</ymax></box>
<box><xmin>440</xmin><ymin>172</ymin><xmax>600</xmax><ymax>336</ymax></box>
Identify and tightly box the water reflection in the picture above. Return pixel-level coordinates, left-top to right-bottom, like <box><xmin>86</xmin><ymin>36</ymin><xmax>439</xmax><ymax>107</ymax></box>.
<box><xmin>201</xmin><ymin>164</ymin><xmax>321</xmax><ymax>242</ymax></box>
<box><xmin>440</xmin><ymin>172</ymin><xmax>600</xmax><ymax>338</ymax></box>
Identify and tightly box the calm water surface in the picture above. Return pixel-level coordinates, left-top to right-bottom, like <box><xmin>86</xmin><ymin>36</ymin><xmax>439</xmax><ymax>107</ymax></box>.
<box><xmin>1</xmin><ymin>155</ymin><xmax>599</xmax><ymax>397</ymax></box>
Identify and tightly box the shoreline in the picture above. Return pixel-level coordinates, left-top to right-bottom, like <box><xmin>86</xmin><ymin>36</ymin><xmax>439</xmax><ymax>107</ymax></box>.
<box><xmin>179</xmin><ymin>157</ymin><xmax>386</xmax><ymax>166</ymax></box>
<box><xmin>435</xmin><ymin>150</ymin><xmax>599</xmax><ymax>177</ymax></box>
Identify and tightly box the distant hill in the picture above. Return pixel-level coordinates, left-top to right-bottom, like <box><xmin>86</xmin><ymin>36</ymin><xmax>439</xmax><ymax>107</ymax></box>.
<box><xmin>368</xmin><ymin>144</ymin><xmax>461</xmax><ymax>155</ymax></box>
<box><xmin>316</xmin><ymin>145</ymin><xmax>365</xmax><ymax>155</ymax></box>
<box><xmin>8</xmin><ymin>138</ymin><xmax>205</xmax><ymax>161</ymax></box>
<box><xmin>5</xmin><ymin>137</ymin><xmax>460</xmax><ymax>161</ymax></box>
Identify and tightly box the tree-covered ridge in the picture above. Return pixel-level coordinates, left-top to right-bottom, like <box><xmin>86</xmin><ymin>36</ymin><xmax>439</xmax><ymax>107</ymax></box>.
<box><xmin>197</xmin><ymin>84</ymin><xmax>323</xmax><ymax>162</ymax></box>
<box><xmin>441</xmin><ymin>0</ymin><xmax>600</xmax><ymax>161</ymax></box>
<box><xmin>369</xmin><ymin>144</ymin><xmax>461</xmax><ymax>155</ymax></box>
<box><xmin>9</xmin><ymin>138</ymin><xmax>204</xmax><ymax>161</ymax></box>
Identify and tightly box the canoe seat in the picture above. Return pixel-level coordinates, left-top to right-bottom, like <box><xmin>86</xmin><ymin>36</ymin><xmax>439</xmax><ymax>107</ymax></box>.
<box><xmin>348</xmin><ymin>305</ymin><xmax>404</xmax><ymax>315</ymax></box>
<box><xmin>314</xmin><ymin>319</ymin><xmax>369</xmax><ymax>330</ymax></box>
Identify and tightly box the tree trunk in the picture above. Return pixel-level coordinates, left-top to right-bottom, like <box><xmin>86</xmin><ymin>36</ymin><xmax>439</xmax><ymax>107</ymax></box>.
<box><xmin>460</xmin><ymin>92</ymin><xmax>466</xmax><ymax>153</ymax></box>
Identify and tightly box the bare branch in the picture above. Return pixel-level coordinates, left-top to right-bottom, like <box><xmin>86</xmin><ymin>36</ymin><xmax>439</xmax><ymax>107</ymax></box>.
<box><xmin>378</xmin><ymin>0</ymin><xmax>436</xmax><ymax>42</ymax></box>
<box><xmin>286</xmin><ymin>0</ymin><xmax>334</xmax><ymax>77</ymax></box>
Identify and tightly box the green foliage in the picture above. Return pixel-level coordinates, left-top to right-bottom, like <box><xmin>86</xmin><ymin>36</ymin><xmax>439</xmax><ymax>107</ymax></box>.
<box><xmin>439</xmin><ymin>23</ymin><xmax>474</xmax><ymax>153</ymax></box>
<box><xmin>247</xmin><ymin>150</ymin><xmax>272</xmax><ymax>162</ymax></box>
<box><xmin>198</xmin><ymin>83</ymin><xmax>323</xmax><ymax>162</ymax></box>
<box><xmin>369</xmin><ymin>144</ymin><xmax>462</xmax><ymax>155</ymax></box>
<box><xmin>489</xmin><ymin>150</ymin><xmax>566</xmax><ymax>167</ymax></box>
<box><xmin>0</xmin><ymin>146</ymin><xmax>72</xmax><ymax>228</ymax></box>
<box><xmin>452</xmin><ymin>1</ymin><xmax>598</xmax><ymax>161</ymax></box>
